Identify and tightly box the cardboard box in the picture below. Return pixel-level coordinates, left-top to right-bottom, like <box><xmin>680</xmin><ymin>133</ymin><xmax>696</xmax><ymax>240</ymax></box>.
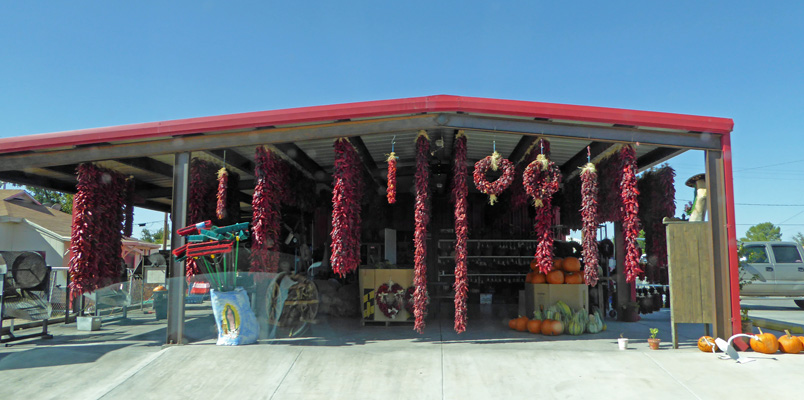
<box><xmin>524</xmin><ymin>283</ymin><xmax>588</xmax><ymax>316</ymax></box>
<box><xmin>359</xmin><ymin>268</ymin><xmax>414</xmax><ymax>321</ymax></box>
<box><xmin>77</xmin><ymin>316</ymin><xmax>102</xmax><ymax>331</ymax></box>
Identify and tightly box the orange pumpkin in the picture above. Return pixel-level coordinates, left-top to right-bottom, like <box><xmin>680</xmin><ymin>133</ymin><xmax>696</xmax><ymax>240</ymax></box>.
<box><xmin>698</xmin><ymin>336</ymin><xmax>717</xmax><ymax>352</ymax></box>
<box><xmin>525</xmin><ymin>272</ymin><xmax>534</xmax><ymax>284</ymax></box>
<box><xmin>531</xmin><ymin>273</ymin><xmax>546</xmax><ymax>284</ymax></box>
<box><xmin>553</xmin><ymin>258</ymin><xmax>564</xmax><ymax>270</ymax></box>
<box><xmin>799</xmin><ymin>336</ymin><xmax>804</xmax><ymax>348</ymax></box>
<box><xmin>563</xmin><ymin>257</ymin><xmax>581</xmax><ymax>272</ymax></box>
<box><xmin>546</xmin><ymin>270</ymin><xmax>565</xmax><ymax>284</ymax></box>
<box><xmin>749</xmin><ymin>328</ymin><xmax>779</xmax><ymax>354</ymax></box>
<box><xmin>564</xmin><ymin>272</ymin><xmax>583</xmax><ymax>284</ymax></box>
<box><xmin>540</xmin><ymin>318</ymin><xmax>555</xmax><ymax>335</ymax></box>
<box><xmin>515</xmin><ymin>317</ymin><xmax>529</xmax><ymax>332</ymax></box>
<box><xmin>529</xmin><ymin>259</ymin><xmax>539</xmax><ymax>271</ymax></box>
<box><xmin>778</xmin><ymin>330</ymin><xmax>803</xmax><ymax>354</ymax></box>
<box><xmin>508</xmin><ymin>318</ymin><xmax>517</xmax><ymax>330</ymax></box>
<box><xmin>549</xmin><ymin>319</ymin><xmax>564</xmax><ymax>335</ymax></box>
<box><xmin>527</xmin><ymin>319</ymin><xmax>542</xmax><ymax>334</ymax></box>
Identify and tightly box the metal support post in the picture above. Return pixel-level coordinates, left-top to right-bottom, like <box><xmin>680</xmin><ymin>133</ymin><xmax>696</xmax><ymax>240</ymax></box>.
<box><xmin>706</xmin><ymin>150</ymin><xmax>734</xmax><ymax>339</ymax></box>
<box><xmin>166</xmin><ymin>152</ymin><xmax>189</xmax><ymax>345</ymax></box>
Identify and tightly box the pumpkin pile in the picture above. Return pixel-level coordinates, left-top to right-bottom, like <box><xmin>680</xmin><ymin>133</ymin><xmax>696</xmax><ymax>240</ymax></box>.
<box><xmin>525</xmin><ymin>256</ymin><xmax>584</xmax><ymax>284</ymax></box>
<box><xmin>507</xmin><ymin>301</ymin><xmax>605</xmax><ymax>337</ymax></box>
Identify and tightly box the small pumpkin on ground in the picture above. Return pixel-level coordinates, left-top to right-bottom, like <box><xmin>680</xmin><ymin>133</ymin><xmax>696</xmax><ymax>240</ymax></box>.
<box><xmin>749</xmin><ymin>327</ymin><xmax>779</xmax><ymax>354</ymax></box>
<box><xmin>546</xmin><ymin>270</ymin><xmax>565</xmax><ymax>284</ymax></box>
<box><xmin>562</xmin><ymin>256</ymin><xmax>582</xmax><ymax>272</ymax></box>
<box><xmin>508</xmin><ymin>318</ymin><xmax>517</xmax><ymax>330</ymax></box>
<box><xmin>698</xmin><ymin>336</ymin><xmax>718</xmax><ymax>353</ymax></box>
<box><xmin>527</xmin><ymin>319</ymin><xmax>542</xmax><ymax>334</ymax></box>
<box><xmin>515</xmin><ymin>316</ymin><xmax>529</xmax><ymax>332</ymax></box>
<box><xmin>778</xmin><ymin>330</ymin><xmax>803</xmax><ymax>354</ymax></box>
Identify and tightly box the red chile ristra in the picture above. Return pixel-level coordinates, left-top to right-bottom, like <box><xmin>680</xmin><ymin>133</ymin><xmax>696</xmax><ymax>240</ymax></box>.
<box><xmin>216</xmin><ymin>167</ymin><xmax>228</xmax><ymax>220</ymax></box>
<box><xmin>620</xmin><ymin>145</ymin><xmax>642</xmax><ymax>283</ymax></box>
<box><xmin>452</xmin><ymin>131</ymin><xmax>469</xmax><ymax>333</ymax></box>
<box><xmin>524</xmin><ymin>151</ymin><xmax>562</xmax><ymax>275</ymax></box>
<box><xmin>330</xmin><ymin>138</ymin><xmax>364</xmax><ymax>277</ymax></box>
<box><xmin>69</xmin><ymin>163</ymin><xmax>126</xmax><ymax>298</ymax></box>
<box><xmin>251</xmin><ymin>146</ymin><xmax>283</xmax><ymax>274</ymax></box>
<box><xmin>386</xmin><ymin>152</ymin><xmax>397</xmax><ymax>204</ymax></box>
<box><xmin>580</xmin><ymin>162</ymin><xmax>599</xmax><ymax>286</ymax></box>
<box><xmin>413</xmin><ymin>131</ymin><xmax>431</xmax><ymax>333</ymax></box>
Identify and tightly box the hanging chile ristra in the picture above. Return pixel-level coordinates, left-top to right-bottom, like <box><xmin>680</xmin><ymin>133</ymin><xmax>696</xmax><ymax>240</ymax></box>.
<box><xmin>251</xmin><ymin>146</ymin><xmax>283</xmax><ymax>274</ymax></box>
<box><xmin>188</xmin><ymin>158</ymin><xmax>218</xmax><ymax>225</ymax></box>
<box><xmin>386</xmin><ymin>137</ymin><xmax>397</xmax><ymax>204</ymax></box>
<box><xmin>580</xmin><ymin>161</ymin><xmax>599</xmax><ymax>286</ymax></box>
<box><xmin>413</xmin><ymin>130</ymin><xmax>431</xmax><ymax>333</ymax></box>
<box><xmin>123</xmin><ymin>176</ymin><xmax>135</xmax><ymax>238</ymax></box>
<box><xmin>620</xmin><ymin>145</ymin><xmax>642</xmax><ymax>283</ymax></box>
<box><xmin>70</xmin><ymin>163</ymin><xmax>127</xmax><ymax>297</ymax></box>
<box><xmin>452</xmin><ymin>131</ymin><xmax>469</xmax><ymax>333</ymax></box>
<box><xmin>523</xmin><ymin>146</ymin><xmax>562</xmax><ymax>274</ymax></box>
<box><xmin>216</xmin><ymin>167</ymin><xmax>228</xmax><ymax>220</ymax></box>
<box><xmin>330</xmin><ymin>138</ymin><xmax>364</xmax><ymax>276</ymax></box>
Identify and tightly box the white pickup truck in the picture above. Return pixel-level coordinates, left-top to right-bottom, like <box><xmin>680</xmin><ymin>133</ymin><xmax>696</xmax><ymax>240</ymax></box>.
<box><xmin>739</xmin><ymin>241</ymin><xmax>804</xmax><ymax>309</ymax></box>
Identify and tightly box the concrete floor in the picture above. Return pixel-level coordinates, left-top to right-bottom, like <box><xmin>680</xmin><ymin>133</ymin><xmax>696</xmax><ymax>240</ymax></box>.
<box><xmin>1</xmin><ymin>299</ymin><xmax>803</xmax><ymax>399</ymax></box>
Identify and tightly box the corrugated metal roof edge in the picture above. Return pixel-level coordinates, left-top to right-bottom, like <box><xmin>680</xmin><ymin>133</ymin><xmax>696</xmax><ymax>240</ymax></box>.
<box><xmin>0</xmin><ymin>95</ymin><xmax>734</xmax><ymax>155</ymax></box>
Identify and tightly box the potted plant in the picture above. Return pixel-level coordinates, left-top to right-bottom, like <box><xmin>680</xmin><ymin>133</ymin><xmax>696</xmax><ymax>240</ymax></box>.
<box><xmin>648</xmin><ymin>328</ymin><xmax>661</xmax><ymax>350</ymax></box>
<box><xmin>618</xmin><ymin>333</ymin><xmax>629</xmax><ymax>350</ymax></box>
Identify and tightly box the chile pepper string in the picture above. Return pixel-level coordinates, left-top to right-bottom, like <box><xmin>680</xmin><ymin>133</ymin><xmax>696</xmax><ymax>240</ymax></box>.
<box><xmin>620</xmin><ymin>145</ymin><xmax>642</xmax><ymax>283</ymax></box>
<box><xmin>251</xmin><ymin>146</ymin><xmax>283</xmax><ymax>275</ymax></box>
<box><xmin>580</xmin><ymin>161</ymin><xmax>599</xmax><ymax>286</ymax></box>
<box><xmin>452</xmin><ymin>131</ymin><xmax>468</xmax><ymax>333</ymax></box>
<box><xmin>330</xmin><ymin>138</ymin><xmax>363</xmax><ymax>276</ymax></box>
<box><xmin>523</xmin><ymin>144</ymin><xmax>561</xmax><ymax>275</ymax></box>
<box><xmin>413</xmin><ymin>131</ymin><xmax>431</xmax><ymax>333</ymax></box>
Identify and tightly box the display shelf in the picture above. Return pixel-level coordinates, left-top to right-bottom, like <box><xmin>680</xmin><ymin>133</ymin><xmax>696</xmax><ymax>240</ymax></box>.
<box><xmin>439</xmin><ymin>273</ymin><xmax>527</xmax><ymax>277</ymax></box>
<box><xmin>438</xmin><ymin>239</ymin><xmax>539</xmax><ymax>243</ymax></box>
<box><xmin>437</xmin><ymin>256</ymin><xmax>534</xmax><ymax>259</ymax></box>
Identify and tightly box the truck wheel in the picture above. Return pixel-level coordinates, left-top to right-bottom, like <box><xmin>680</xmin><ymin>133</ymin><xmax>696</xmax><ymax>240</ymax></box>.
<box><xmin>795</xmin><ymin>300</ymin><xmax>804</xmax><ymax>310</ymax></box>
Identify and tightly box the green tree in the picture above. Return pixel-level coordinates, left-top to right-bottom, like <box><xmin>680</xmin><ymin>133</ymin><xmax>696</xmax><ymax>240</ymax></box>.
<box><xmin>140</xmin><ymin>228</ymin><xmax>170</xmax><ymax>244</ymax></box>
<box><xmin>792</xmin><ymin>232</ymin><xmax>804</xmax><ymax>247</ymax></box>
<box><xmin>140</xmin><ymin>227</ymin><xmax>170</xmax><ymax>244</ymax></box>
<box><xmin>740</xmin><ymin>222</ymin><xmax>782</xmax><ymax>242</ymax></box>
<box><xmin>26</xmin><ymin>186</ymin><xmax>73</xmax><ymax>214</ymax></box>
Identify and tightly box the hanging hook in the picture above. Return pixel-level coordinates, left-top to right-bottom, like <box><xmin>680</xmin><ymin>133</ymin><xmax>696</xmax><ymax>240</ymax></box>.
<box><xmin>223</xmin><ymin>150</ymin><xmax>227</xmax><ymax>169</ymax></box>
<box><xmin>391</xmin><ymin>135</ymin><xmax>396</xmax><ymax>153</ymax></box>
<box><xmin>540</xmin><ymin>140</ymin><xmax>544</xmax><ymax>155</ymax></box>
<box><xmin>493</xmin><ymin>140</ymin><xmax>496</xmax><ymax>153</ymax></box>
<box><xmin>587</xmin><ymin>145</ymin><xmax>591</xmax><ymax>163</ymax></box>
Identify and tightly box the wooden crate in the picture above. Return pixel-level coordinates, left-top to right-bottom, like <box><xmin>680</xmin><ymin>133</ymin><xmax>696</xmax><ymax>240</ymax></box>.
<box><xmin>524</xmin><ymin>283</ymin><xmax>588</xmax><ymax>316</ymax></box>
<box><xmin>359</xmin><ymin>268</ymin><xmax>414</xmax><ymax>322</ymax></box>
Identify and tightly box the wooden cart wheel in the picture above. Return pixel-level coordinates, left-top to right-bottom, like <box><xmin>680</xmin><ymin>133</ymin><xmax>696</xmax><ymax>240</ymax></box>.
<box><xmin>266</xmin><ymin>272</ymin><xmax>319</xmax><ymax>337</ymax></box>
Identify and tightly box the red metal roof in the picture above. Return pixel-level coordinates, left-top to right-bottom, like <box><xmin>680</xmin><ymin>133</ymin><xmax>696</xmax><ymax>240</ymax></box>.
<box><xmin>0</xmin><ymin>95</ymin><xmax>734</xmax><ymax>154</ymax></box>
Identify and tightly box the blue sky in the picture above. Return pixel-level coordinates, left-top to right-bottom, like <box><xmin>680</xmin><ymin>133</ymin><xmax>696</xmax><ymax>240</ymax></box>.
<box><xmin>2</xmin><ymin>1</ymin><xmax>803</xmax><ymax>240</ymax></box>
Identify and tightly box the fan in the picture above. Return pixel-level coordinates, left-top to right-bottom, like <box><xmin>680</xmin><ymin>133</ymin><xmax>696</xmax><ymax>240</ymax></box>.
<box><xmin>1</xmin><ymin>251</ymin><xmax>54</xmax><ymax>344</ymax></box>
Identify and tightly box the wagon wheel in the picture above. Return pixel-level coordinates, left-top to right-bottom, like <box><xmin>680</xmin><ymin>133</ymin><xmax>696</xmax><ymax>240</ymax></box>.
<box><xmin>266</xmin><ymin>272</ymin><xmax>319</xmax><ymax>337</ymax></box>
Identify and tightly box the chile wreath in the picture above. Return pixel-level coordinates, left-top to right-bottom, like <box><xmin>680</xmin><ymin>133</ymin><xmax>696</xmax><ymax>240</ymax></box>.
<box><xmin>473</xmin><ymin>151</ymin><xmax>515</xmax><ymax>205</ymax></box>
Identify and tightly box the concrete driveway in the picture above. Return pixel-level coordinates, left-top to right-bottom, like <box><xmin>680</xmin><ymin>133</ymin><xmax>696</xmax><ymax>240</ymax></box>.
<box><xmin>1</xmin><ymin>301</ymin><xmax>803</xmax><ymax>399</ymax></box>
